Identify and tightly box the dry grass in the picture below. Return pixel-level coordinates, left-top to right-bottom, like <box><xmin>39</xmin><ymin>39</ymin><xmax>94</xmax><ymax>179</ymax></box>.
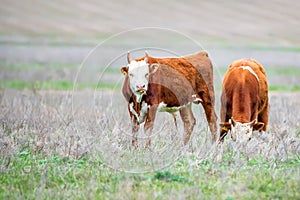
<box><xmin>1</xmin><ymin>88</ymin><xmax>299</xmax><ymax>167</ymax></box>
<box><xmin>0</xmin><ymin>88</ymin><xmax>299</xmax><ymax>199</ymax></box>
<box><xmin>1</xmin><ymin>89</ymin><xmax>300</xmax><ymax>166</ymax></box>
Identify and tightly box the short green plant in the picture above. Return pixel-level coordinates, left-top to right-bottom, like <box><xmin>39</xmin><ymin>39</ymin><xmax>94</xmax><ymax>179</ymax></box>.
<box><xmin>0</xmin><ymin>150</ymin><xmax>299</xmax><ymax>199</ymax></box>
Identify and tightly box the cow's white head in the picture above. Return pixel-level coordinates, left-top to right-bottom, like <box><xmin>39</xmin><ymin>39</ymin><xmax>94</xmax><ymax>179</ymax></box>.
<box><xmin>121</xmin><ymin>51</ymin><xmax>155</xmax><ymax>102</ymax></box>
<box><xmin>220</xmin><ymin>118</ymin><xmax>264</xmax><ymax>141</ymax></box>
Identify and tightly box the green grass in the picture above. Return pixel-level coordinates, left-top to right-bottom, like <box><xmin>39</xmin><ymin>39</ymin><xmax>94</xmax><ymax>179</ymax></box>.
<box><xmin>215</xmin><ymin>84</ymin><xmax>300</xmax><ymax>92</ymax></box>
<box><xmin>269</xmin><ymin>85</ymin><xmax>300</xmax><ymax>92</ymax></box>
<box><xmin>0</xmin><ymin>80</ymin><xmax>122</xmax><ymax>90</ymax></box>
<box><xmin>215</xmin><ymin>66</ymin><xmax>300</xmax><ymax>76</ymax></box>
<box><xmin>265</xmin><ymin>67</ymin><xmax>300</xmax><ymax>76</ymax></box>
<box><xmin>0</xmin><ymin>61</ymin><xmax>121</xmax><ymax>74</ymax></box>
<box><xmin>1</xmin><ymin>80</ymin><xmax>300</xmax><ymax>92</ymax></box>
<box><xmin>0</xmin><ymin>62</ymin><xmax>76</xmax><ymax>71</ymax></box>
<box><xmin>1</xmin><ymin>61</ymin><xmax>299</xmax><ymax>91</ymax></box>
<box><xmin>0</xmin><ymin>150</ymin><xmax>299</xmax><ymax>199</ymax></box>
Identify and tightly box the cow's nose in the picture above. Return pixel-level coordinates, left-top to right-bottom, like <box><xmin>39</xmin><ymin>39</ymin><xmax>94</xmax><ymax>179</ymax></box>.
<box><xmin>136</xmin><ymin>85</ymin><xmax>145</xmax><ymax>89</ymax></box>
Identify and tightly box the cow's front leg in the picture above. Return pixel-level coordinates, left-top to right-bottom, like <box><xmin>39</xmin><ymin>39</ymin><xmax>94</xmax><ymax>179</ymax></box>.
<box><xmin>144</xmin><ymin>105</ymin><xmax>157</xmax><ymax>147</ymax></box>
<box><xmin>258</xmin><ymin>102</ymin><xmax>269</xmax><ymax>132</ymax></box>
<box><xmin>219</xmin><ymin>103</ymin><xmax>229</xmax><ymax>143</ymax></box>
<box><xmin>180</xmin><ymin>103</ymin><xmax>195</xmax><ymax>145</ymax></box>
<box><xmin>131</xmin><ymin>117</ymin><xmax>139</xmax><ymax>148</ymax></box>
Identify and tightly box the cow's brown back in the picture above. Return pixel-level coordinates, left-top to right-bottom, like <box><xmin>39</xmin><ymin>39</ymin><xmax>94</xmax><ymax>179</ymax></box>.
<box><xmin>135</xmin><ymin>50</ymin><xmax>215</xmax><ymax>106</ymax></box>
<box><xmin>145</xmin><ymin>58</ymin><xmax>199</xmax><ymax>106</ymax></box>
<box><xmin>228</xmin><ymin>58</ymin><xmax>268</xmax><ymax>113</ymax></box>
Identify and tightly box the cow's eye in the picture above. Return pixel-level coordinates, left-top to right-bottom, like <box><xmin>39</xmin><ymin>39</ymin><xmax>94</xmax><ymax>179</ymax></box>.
<box><xmin>145</xmin><ymin>73</ymin><xmax>149</xmax><ymax>78</ymax></box>
<box><xmin>129</xmin><ymin>73</ymin><xmax>134</xmax><ymax>77</ymax></box>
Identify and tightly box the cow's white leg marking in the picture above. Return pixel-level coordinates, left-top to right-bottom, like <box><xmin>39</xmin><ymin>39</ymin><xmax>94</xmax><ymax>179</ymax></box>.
<box><xmin>139</xmin><ymin>101</ymin><xmax>148</xmax><ymax>123</ymax></box>
<box><xmin>129</xmin><ymin>103</ymin><xmax>139</xmax><ymax>121</ymax></box>
<box><xmin>129</xmin><ymin>102</ymin><xmax>148</xmax><ymax>124</ymax></box>
<box><xmin>135</xmin><ymin>93</ymin><xmax>144</xmax><ymax>103</ymax></box>
<box><xmin>192</xmin><ymin>94</ymin><xmax>203</xmax><ymax>104</ymax></box>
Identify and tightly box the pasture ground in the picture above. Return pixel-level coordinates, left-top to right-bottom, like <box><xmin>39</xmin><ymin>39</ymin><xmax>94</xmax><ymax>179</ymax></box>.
<box><xmin>0</xmin><ymin>89</ymin><xmax>299</xmax><ymax>199</ymax></box>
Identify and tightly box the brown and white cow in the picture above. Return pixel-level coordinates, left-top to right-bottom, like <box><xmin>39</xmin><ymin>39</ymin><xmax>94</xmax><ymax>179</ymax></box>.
<box><xmin>219</xmin><ymin>58</ymin><xmax>269</xmax><ymax>142</ymax></box>
<box><xmin>121</xmin><ymin>51</ymin><xmax>217</xmax><ymax>147</ymax></box>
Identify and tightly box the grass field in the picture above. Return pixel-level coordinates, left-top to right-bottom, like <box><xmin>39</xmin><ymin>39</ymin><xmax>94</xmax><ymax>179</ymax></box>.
<box><xmin>0</xmin><ymin>50</ymin><xmax>300</xmax><ymax>199</ymax></box>
<box><xmin>1</xmin><ymin>47</ymin><xmax>299</xmax><ymax>200</ymax></box>
<box><xmin>0</xmin><ymin>150</ymin><xmax>299</xmax><ymax>199</ymax></box>
<box><xmin>0</xmin><ymin>88</ymin><xmax>299</xmax><ymax>199</ymax></box>
<box><xmin>1</xmin><ymin>61</ymin><xmax>300</xmax><ymax>91</ymax></box>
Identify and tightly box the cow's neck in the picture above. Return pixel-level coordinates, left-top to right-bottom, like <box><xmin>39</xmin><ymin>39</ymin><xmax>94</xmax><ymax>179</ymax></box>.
<box><xmin>232</xmin><ymin>86</ymin><xmax>255</xmax><ymax>123</ymax></box>
<box><xmin>129</xmin><ymin>97</ymin><xmax>148</xmax><ymax>124</ymax></box>
<box><xmin>134</xmin><ymin>93</ymin><xmax>144</xmax><ymax>103</ymax></box>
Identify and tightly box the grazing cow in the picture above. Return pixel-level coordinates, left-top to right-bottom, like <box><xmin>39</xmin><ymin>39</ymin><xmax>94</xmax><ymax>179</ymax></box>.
<box><xmin>219</xmin><ymin>58</ymin><xmax>269</xmax><ymax>142</ymax></box>
<box><xmin>121</xmin><ymin>51</ymin><xmax>217</xmax><ymax>147</ymax></box>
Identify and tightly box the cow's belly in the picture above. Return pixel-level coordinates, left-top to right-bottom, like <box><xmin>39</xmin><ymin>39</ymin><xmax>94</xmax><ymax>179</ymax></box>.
<box><xmin>157</xmin><ymin>102</ymin><xmax>190</xmax><ymax>113</ymax></box>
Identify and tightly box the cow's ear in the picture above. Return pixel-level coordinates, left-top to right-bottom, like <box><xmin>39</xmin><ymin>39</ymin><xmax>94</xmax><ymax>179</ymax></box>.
<box><xmin>219</xmin><ymin>122</ymin><xmax>232</xmax><ymax>131</ymax></box>
<box><xmin>248</xmin><ymin>119</ymin><xmax>257</xmax><ymax>126</ymax></box>
<box><xmin>149</xmin><ymin>64</ymin><xmax>159</xmax><ymax>74</ymax></box>
<box><xmin>253</xmin><ymin>122</ymin><xmax>264</xmax><ymax>131</ymax></box>
<box><xmin>121</xmin><ymin>66</ymin><xmax>129</xmax><ymax>75</ymax></box>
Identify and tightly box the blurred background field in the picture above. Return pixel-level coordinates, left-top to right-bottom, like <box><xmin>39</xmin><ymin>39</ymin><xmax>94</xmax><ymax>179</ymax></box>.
<box><xmin>0</xmin><ymin>1</ymin><xmax>300</xmax><ymax>199</ymax></box>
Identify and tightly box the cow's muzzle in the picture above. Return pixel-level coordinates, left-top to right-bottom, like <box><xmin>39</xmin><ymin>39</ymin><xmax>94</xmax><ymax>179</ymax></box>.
<box><xmin>136</xmin><ymin>89</ymin><xmax>146</xmax><ymax>94</ymax></box>
<box><xmin>136</xmin><ymin>85</ymin><xmax>147</xmax><ymax>94</ymax></box>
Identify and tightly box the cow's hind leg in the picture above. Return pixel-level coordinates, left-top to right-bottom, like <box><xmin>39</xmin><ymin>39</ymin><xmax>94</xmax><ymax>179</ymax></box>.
<box><xmin>171</xmin><ymin>113</ymin><xmax>178</xmax><ymax>129</ymax></box>
<box><xmin>197</xmin><ymin>88</ymin><xmax>218</xmax><ymax>142</ymax></box>
<box><xmin>258</xmin><ymin>103</ymin><xmax>269</xmax><ymax>132</ymax></box>
<box><xmin>180</xmin><ymin>103</ymin><xmax>195</xmax><ymax>145</ymax></box>
<box><xmin>200</xmin><ymin>100</ymin><xmax>218</xmax><ymax>142</ymax></box>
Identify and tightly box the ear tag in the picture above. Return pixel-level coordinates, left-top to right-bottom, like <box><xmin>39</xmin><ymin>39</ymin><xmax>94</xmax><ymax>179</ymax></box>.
<box><xmin>222</xmin><ymin>126</ymin><xmax>228</xmax><ymax>131</ymax></box>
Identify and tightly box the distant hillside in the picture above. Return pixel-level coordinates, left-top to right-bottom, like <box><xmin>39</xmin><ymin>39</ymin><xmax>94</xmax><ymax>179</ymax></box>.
<box><xmin>0</xmin><ymin>0</ymin><xmax>299</xmax><ymax>46</ymax></box>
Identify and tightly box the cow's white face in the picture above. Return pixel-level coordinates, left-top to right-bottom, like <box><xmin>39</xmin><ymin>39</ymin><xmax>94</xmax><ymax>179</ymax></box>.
<box><xmin>230</xmin><ymin>119</ymin><xmax>264</xmax><ymax>141</ymax></box>
<box><xmin>121</xmin><ymin>51</ymin><xmax>152</xmax><ymax>103</ymax></box>
<box><xmin>230</xmin><ymin>120</ymin><xmax>255</xmax><ymax>141</ymax></box>
<box><xmin>127</xmin><ymin>60</ymin><xmax>149</xmax><ymax>96</ymax></box>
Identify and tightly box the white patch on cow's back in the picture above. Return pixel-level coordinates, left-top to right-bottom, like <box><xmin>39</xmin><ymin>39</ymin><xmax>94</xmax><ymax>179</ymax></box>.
<box><xmin>240</xmin><ymin>66</ymin><xmax>259</xmax><ymax>81</ymax></box>
<box><xmin>157</xmin><ymin>102</ymin><xmax>190</xmax><ymax>113</ymax></box>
